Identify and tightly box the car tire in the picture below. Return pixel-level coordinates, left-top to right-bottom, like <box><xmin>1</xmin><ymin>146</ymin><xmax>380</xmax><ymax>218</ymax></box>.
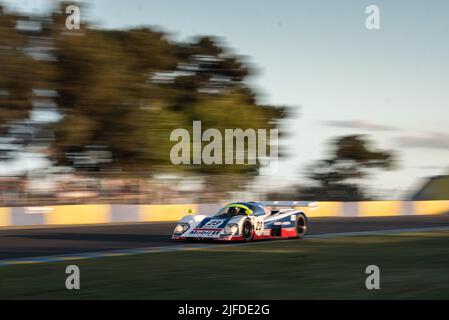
<box><xmin>295</xmin><ymin>213</ymin><xmax>308</xmax><ymax>239</ymax></box>
<box><xmin>242</xmin><ymin>219</ymin><xmax>254</xmax><ymax>242</ymax></box>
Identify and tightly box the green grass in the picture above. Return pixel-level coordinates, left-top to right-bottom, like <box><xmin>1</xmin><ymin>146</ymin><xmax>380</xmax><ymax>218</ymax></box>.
<box><xmin>1</xmin><ymin>231</ymin><xmax>449</xmax><ymax>299</ymax></box>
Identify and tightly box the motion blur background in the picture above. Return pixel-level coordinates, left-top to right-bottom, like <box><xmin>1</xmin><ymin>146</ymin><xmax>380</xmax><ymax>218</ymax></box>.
<box><xmin>0</xmin><ymin>0</ymin><xmax>448</xmax><ymax>206</ymax></box>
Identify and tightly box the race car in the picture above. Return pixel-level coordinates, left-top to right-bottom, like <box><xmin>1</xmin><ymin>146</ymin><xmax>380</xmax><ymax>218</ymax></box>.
<box><xmin>172</xmin><ymin>201</ymin><xmax>316</xmax><ymax>242</ymax></box>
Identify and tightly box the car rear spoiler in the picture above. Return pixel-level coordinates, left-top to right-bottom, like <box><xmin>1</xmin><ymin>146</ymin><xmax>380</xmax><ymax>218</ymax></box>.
<box><xmin>260</xmin><ymin>201</ymin><xmax>318</xmax><ymax>210</ymax></box>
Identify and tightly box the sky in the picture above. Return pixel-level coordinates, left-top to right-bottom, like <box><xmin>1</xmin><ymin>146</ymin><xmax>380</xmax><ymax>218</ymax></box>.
<box><xmin>1</xmin><ymin>0</ymin><xmax>449</xmax><ymax>198</ymax></box>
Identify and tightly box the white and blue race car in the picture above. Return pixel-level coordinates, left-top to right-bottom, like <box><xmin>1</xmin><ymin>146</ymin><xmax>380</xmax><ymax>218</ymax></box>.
<box><xmin>172</xmin><ymin>201</ymin><xmax>316</xmax><ymax>242</ymax></box>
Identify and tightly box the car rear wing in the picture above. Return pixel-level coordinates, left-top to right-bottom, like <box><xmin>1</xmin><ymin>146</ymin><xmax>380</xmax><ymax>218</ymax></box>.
<box><xmin>260</xmin><ymin>201</ymin><xmax>318</xmax><ymax>210</ymax></box>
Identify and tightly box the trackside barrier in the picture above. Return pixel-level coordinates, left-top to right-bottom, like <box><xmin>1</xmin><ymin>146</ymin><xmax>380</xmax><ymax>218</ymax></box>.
<box><xmin>0</xmin><ymin>208</ymin><xmax>10</xmax><ymax>227</ymax></box>
<box><xmin>358</xmin><ymin>201</ymin><xmax>403</xmax><ymax>217</ymax></box>
<box><xmin>0</xmin><ymin>201</ymin><xmax>448</xmax><ymax>228</ymax></box>
<box><xmin>294</xmin><ymin>201</ymin><xmax>342</xmax><ymax>217</ymax></box>
<box><xmin>414</xmin><ymin>200</ymin><xmax>449</xmax><ymax>215</ymax></box>
<box><xmin>138</xmin><ymin>204</ymin><xmax>222</xmax><ymax>222</ymax></box>
<box><xmin>45</xmin><ymin>205</ymin><xmax>110</xmax><ymax>225</ymax></box>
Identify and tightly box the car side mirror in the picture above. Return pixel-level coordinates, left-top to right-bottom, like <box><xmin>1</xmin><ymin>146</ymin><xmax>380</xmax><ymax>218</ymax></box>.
<box><xmin>188</xmin><ymin>208</ymin><xmax>196</xmax><ymax>215</ymax></box>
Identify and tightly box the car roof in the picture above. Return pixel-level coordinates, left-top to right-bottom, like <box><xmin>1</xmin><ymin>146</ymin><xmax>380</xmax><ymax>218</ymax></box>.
<box><xmin>228</xmin><ymin>202</ymin><xmax>266</xmax><ymax>214</ymax></box>
<box><xmin>229</xmin><ymin>202</ymin><xmax>264</xmax><ymax>208</ymax></box>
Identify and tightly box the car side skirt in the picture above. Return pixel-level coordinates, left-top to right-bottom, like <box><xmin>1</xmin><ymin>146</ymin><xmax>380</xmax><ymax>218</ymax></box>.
<box><xmin>172</xmin><ymin>227</ymin><xmax>298</xmax><ymax>242</ymax></box>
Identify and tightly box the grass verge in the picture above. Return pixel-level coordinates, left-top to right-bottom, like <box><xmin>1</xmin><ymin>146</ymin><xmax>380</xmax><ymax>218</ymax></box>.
<box><xmin>1</xmin><ymin>231</ymin><xmax>449</xmax><ymax>299</ymax></box>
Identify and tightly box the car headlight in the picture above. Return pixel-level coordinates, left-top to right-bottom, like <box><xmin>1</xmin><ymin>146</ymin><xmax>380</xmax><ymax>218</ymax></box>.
<box><xmin>174</xmin><ymin>223</ymin><xmax>190</xmax><ymax>234</ymax></box>
<box><xmin>224</xmin><ymin>224</ymin><xmax>239</xmax><ymax>235</ymax></box>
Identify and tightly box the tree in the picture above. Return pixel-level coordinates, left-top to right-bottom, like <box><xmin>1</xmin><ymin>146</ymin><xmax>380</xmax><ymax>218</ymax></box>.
<box><xmin>0</xmin><ymin>2</ymin><xmax>288</xmax><ymax>198</ymax></box>
<box><xmin>0</xmin><ymin>5</ymin><xmax>54</xmax><ymax>162</ymax></box>
<box><xmin>302</xmin><ymin>135</ymin><xmax>396</xmax><ymax>200</ymax></box>
<box><xmin>50</xmin><ymin>25</ymin><xmax>182</xmax><ymax>173</ymax></box>
<box><xmin>0</xmin><ymin>6</ymin><xmax>33</xmax><ymax>131</ymax></box>
<box><xmin>45</xmin><ymin>5</ymin><xmax>287</xmax><ymax>185</ymax></box>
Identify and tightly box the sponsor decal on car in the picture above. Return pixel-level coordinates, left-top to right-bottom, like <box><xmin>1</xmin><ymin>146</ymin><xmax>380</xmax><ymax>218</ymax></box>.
<box><xmin>189</xmin><ymin>229</ymin><xmax>222</xmax><ymax>238</ymax></box>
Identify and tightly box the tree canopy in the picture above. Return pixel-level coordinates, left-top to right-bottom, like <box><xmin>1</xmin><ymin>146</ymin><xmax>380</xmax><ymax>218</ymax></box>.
<box><xmin>302</xmin><ymin>135</ymin><xmax>396</xmax><ymax>200</ymax></box>
<box><xmin>0</xmin><ymin>3</ymin><xmax>287</xmax><ymax>181</ymax></box>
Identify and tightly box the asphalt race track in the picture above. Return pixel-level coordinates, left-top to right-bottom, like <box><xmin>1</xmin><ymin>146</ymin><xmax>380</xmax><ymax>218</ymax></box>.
<box><xmin>1</xmin><ymin>214</ymin><xmax>449</xmax><ymax>260</ymax></box>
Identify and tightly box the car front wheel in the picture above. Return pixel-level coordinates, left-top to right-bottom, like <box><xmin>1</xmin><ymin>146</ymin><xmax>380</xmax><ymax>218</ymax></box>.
<box><xmin>242</xmin><ymin>219</ymin><xmax>254</xmax><ymax>242</ymax></box>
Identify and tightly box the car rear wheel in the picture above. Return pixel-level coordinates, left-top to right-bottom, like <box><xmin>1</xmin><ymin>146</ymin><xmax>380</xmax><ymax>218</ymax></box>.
<box><xmin>242</xmin><ymin>219</ymin><xmax>253</xmax><ymax>242</ymax></box>
<box><xmin>295</xmin><ymin>214</ymin><xmax>308</xmax><ymax>239</ymax></box>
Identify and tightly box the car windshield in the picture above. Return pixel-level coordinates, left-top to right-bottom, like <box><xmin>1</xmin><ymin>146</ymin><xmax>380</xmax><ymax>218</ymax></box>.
<box><xmin>215</xmin><ymin>205</ymin><xmax>251</xmax><ymax>217</ymax></box>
